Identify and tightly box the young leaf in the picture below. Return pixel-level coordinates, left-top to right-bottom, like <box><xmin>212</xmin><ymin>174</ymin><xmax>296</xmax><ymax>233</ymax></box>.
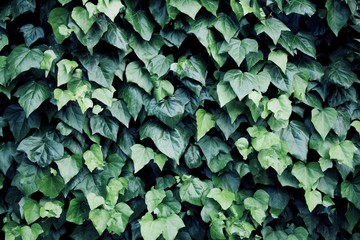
<box><xmin>291</xmin><ymin>162</ymin><xmax>324</xmax><ymax>190</ymax></box>
<box><xmin>213</xmin><ymin>13</ymin><xmax>238</xmax><ymax>42</ymax></box>
<box><xmin>268</xmin><ymin>50</ymin><xmax>288</xmax><ymax>73</ymax></box>
<box><xmin>86</xmin><ymin>192</ymin><xmax>105</xmax><ymax>210</ymax></box>
<box><xmin>55</xmin><ymin>154</ymin><xmax>82</xmax><ymax>184</ymax></box>
<box><xmin>126</xmin><ymin>61</ymin><xmax>153</xmax><ymax>94</ymax></box>
<box><xmin>71</xmin><ymin>6</ymin><xmax>97</xmax><ymax>34</ymax></box>
<box><xmin>145</xmin><ymin>188</ymin><xmax>167</xmax><ymax>212</ymax></box>
<box><xmin>255</xmin><ymin>18</ymin><xmax>290</xmax><ymax>44</ymax></box>
<box><xmin>139</xmin><ymin>213</ymin><xmax>164</xmax><ymax>240</ymax></box>
<box><xmin>20</xmin><ymin>224</ymin><xmax>43</xmax><ymax>240</ymax></box>
<box><xmin>329</xmin><ymin>140</ymin><xmax>357</xmax><ymax>168</ymax></box>
<box><xmin>23</xmin><ymin>199</ymin><xmax>40</xmax><ymax>224</ymax></box>
<box><xmin>97</xmin><ymin>0</ymin><xmax>124</xmax><ymax>21</ymax></box>
<box><xmin>304</xmin><ymin>189</ymin><xmax>322</xmax><ymax>212</ymax></box>
<box><xmin>244</xmin><ymin>189</ymin><xmax>270</xmax><ymax>225</ymax></box>
<box><xmin>267</xmin><ymin>94</ymin><xmax>292</xmax><ymax>120</ymax></box>
<box><xmin>311</xmin><ymin>108</ymin><xmax>338</xmax><ymax>140</ymax></box>
<box><xmin>207</xmin><ymin>188</ymin><xmax>235</xmax><ymax>210</ymax></box>
<box><xmin>168</xmin><ymin>0</ymin><xmax>202</xmax><ymax>20</ymax></box>
<box><xmin>83</xmin><ymin>144</ymin><xmax>105</xmax><ymax>172</ymax></box>
<box><xmin>130</xmin><ymin>144</ymin><xmax>155</xmax><ymax>173</ymax></box>
<box><xmin>179</xmin><ymin>176</ymin><xmax>209</xmax><ymax>206</ymax></box>
<box><xmin>89</xmin><ymin>208</ymin><xmax>111</xmax><ymax>235</ymax></box>
<box><xmin>196</xmin><ymin>109</ymin><xmax>215</xmax><ymax>141</ymax></box>
<box><xmin>284</xmin><ymin>0</ymin><xmax>316</xmax><ymax>16</ymax></box>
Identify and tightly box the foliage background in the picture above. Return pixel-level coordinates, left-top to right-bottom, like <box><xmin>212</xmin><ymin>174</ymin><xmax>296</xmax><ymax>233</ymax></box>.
<box><xmin>1</xmin><ymin>0</ymin><xmax>360</xmax><ymax>239</ymax></box>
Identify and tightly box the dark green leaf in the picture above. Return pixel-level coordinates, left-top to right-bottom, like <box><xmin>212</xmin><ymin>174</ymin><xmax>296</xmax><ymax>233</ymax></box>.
<box><xmin>180</xmin><ymin>176</ymin><xmax>209</xmax><ymax>206</ymax></box>
<box><xmin>125</xmin><ymin>9</ymin><xmax>154</xmax><ymax>41</ymax></box>
<box><xmin>20</xmin><ymin>24</ymin><xmax>44</xmax><ymax>47</ymax></box>
<box><xmin>325</xmin><ymin>61</ymin><xmax>359</xmax><ymax>88</ymax></box>
<box><xmin>90</xmin><ymin>115</ymin><xmax>119</xmax><ymax>141</ymax></box>
<box><xmin>325</xmin><ymin>0</ymin><xmax>351</xmax><ymax>36</ymax></box>
<box><xmin>280</xmin><ymin>121</ymin><xmax>309</xmax><ymax>161</ymax></box>
<box><xmin>284</xmin><ymin>0</ymin><xmax>316</xmax><ymax>16</ymax></box>
<box><xmin>48</xmin><ymin>7</ymin><xmax>70</xmax><ymax>44</ymax></box>
<box><xmin>39</xmin><ymin>174</ymin><xmax>65</xmax><ymax>199</ymax></box>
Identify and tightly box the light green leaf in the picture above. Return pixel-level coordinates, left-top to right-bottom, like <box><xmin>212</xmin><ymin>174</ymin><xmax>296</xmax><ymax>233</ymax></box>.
<box><xmin>235</xmin><ymin>137</ymin><xmax>253</xmax><ymax>160</ymax></box>
<box><xmin>291</xmin><ymin>162</ymin><xmax>324</xmax><ymax>190</ymax></box>
<box><xmin>200</xmin><ymin>0</ymin><xmax>219</xmax><ymax>15</ymax></box>
<box><xmin>217</xmin><ymin>81</ymin><xmax>236</xmax><ymax>107</ymax></box>
<box><xmin>107</xmin><ymin>203</ymin><xmax>133</xmax><ymax>235</ymax></box>
<box><xmin>48</xmin><ymin>8</ymin><xmax>69</xmax><ymax>43</ymax></box>
<box><xmin>39</xmin><ymin>199</ymin><xmax>63</xmax><ymax>218</ymax></box>
<box><xmin>89</xmin><ymin>208</ymin><xmax>111</xmax><ymax>235</ymax></box>
<box><xmin>213</xmin><ymin>13</ymin><xmax>238</xmax><ymax>42</ymax></box>
<box><xmin>247</xmin><ymin>126</ymin><xmax>280</xmax><ymax>151</ymax></box>
<box><xmin>140</xmin><ymin>120</ymin><xmax>192</xmax><ymax>163</ymax></box>
<box><xmin>145</xmin><ymin>188</ymin><xmax>167</xmax><ymax>212</ymax></box>
<box><xmin>284</xmin><ymin>0</ymin><xmax>316</xmax><ymax>16</ymax></box>
<box><xmin>168</xmin><ymin>0</ymin><xmax>202</xmax><ymax>19</ymax></box>
<box><xmin>139</xmin><ymin>213</ymin><xmax>164</xmax><ymax>240</ymax></box>
<box><xmin>171</xmin><ymin>56</ymin><xmax>207</xmax><ymax>85</ymax></box>
<box><xmin>0</xmin><ymin>31</ymin><xmax>9</xmax><ymax>51</ymax></box>
<box><xmin>258</xmin><ymin>147</ymin><xmax>292</xmax><ymax>175</ymax></box>
<box><xmin>154</xmin><ymin>153</ymin><xmax>168</xmax><ymax>171</ymax></box>
<box><xmin>39</xmin><ymin>174</ymin><xmax>65</xmax><ymax>198</ymax></box>
<box><xmin>106</xmin><ymin>177</ymin><xmax>128</xmax><ymax>206</ymax></box>
<box><xmin>207</xmin><ymin>188</ymin><xmax>235</xmax><ymax>210</ymax></box>
<box><xmin>267</xmin><ymin>94</ymin><xmax>292</xmax><ymax>120</ymax></box>
<box><xmin>304</xmin><ymin>189</ymin><xmax>322</xmax><ymax>212</ymax></box>
<box><xmin>90</xmin><ymin>115</ymin><xmax>119</xmax><ymax>141</ymax></box>
<box><xmin>351</xmin><ymin>120</ymin><xmax>360</xmax><ymax>134</ymax></box>
<box><xmin>97</xmin><ymin>0</ymin><xmax>124</xmax><ymax>21</ymax></box>
<box><xmin>153</xmin><ymin>79</ymin><xmax>175</xmax><ymax>101</ymax></box>
<box><xmin>162</xmin><ymin>214</ymin><xmax>185</xmax><ymax>240</ymax></box>
<box><xmin>107</xmin><ymin>99</ymin><xmax>131</xmax><ymax>128</ymax></box>
<box><xmin>56</xmin><ymin>59</ymin><xmax>78</xmax><ymax>86</ymax></box>
<box><xmin>148</xmin><ymin>55</ymin><xmax>172</xmax><ymax>77</ymax></box>
<box><xmin>71</xmin><ymin>6</ymin><xmax>97</xmax><ymax>34</ymax></box>
<box><xmin>83</xmin><ymin>144</ymin><xmax>105</xmax><ymax>172</ymax></box>
<box><xmin>23</xmin><ymin>199</ymin><xmax>40</xmax><ymax>224</ymax></box>
<box><xmin>219</xmin><ymin>38</ymin><xmax>258</xmax><ymax>66</ymax></box>
<box><xmin>268</xmin><ymin>50</ymin><xmax>288</xmax><ymax>73</ymax></box>
<box><xmin>7</xmin><ymin>45</ymin><xmax>43</xmax><ymax>80</ymax></box>
<box><xmin>125</xmin><ymin>9</ymin><xmax>154</xmax><ymax>41</ymax></box>
<box><xmin>20</xmin><ymin>224</ymin><xmax>43</xmax><ymax>240</ymax></box>
<box><xmin>126</xmin><ymin>61</ymin><xmax>153</xmax><ymax>94</ymax></box>
<box><xmin>92</xmin><ymin>87</ymin><xmax>115</xmax><ymax>107</ymax></box>
<box><xmin>244</xmin><ymin>189</ymin><xmax>269</xmax><ymax>225</ymax></box>
<box><xmin>130</xmin><ymin>144</ymin><xmax>155</xmax><ymax>173</ymax></box>
<box><xmin>14</xmin><ymin>81</ymin><xmax>50</xmax><ymax>118</ymax></box>
<box><xmin>311</xmin><ymin>107</ymin><xmax>338</xmax><ymax>140</ymax></box>
<box><xmin>18</xmin><ymin>135</ymin><xmax>64</xmax><ymax>167</ymax></box>
<box><xmin>196</xmin><ymin>109</ymin><xmax>215</xmax><ymax>141</ymax></box>
<box><xmin>58</xmin><ymin>0</ymin><xmax>72</xmax><ymax>5</ymax></box>
<box><xmin>86</xmin><ymin>192</ymin><xmax>105</xmax><ymax>210</ymax></box>
<box><xmin>179</xmin><ymin>176</ymin><xmax>209</xmax><ymax>206</ymax></box>
<box><xmin>40</xmin><ymin>50</ymin><xmax>57</xmax><ymax>77</ymax></box>
<box><xmin>55</xmin><ymin>154</ymin><xmax>82</xmax><ymax>184</ymax></box>
<box><xmin>329</xmin><ymin>140</ymin><xmax>357</xmax><ymax>168</ymax></box>
<box><xmin>255</xmin><ymin>17</ymin><xmax>290</xmax><ymax>44</ymax></box>
<box><xmin>325</xmin><ymin>0</ymin><xmax>350</xmax><ymax>36</ymax></box>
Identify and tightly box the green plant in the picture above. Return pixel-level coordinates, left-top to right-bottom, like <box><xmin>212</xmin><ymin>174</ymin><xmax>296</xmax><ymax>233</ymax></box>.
<box><xmin>1</xmin><ymin>0</ymin><xmax>360</xmax><ymax>239</ymax></box>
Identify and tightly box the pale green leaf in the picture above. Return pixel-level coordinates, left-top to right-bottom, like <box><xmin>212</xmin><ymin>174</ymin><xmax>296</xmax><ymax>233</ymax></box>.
<box><xmin>304</xmin><ymin>189</ymin><xmax>322</xmax><ymax>212</ymax></box>
<box><xmin>83</xmin><ymin>144</ymin><xmax>105</xmax><ymax>172</ymax></box>
<box><xmin>71</xmin><ymin>6</ymin><xmax>97</xmax><ymax>34</ymax></box>
<box><xmin>291</xmin><ymin>162</ymin><xmax>324</xmax><ymax>190</ymax></box>
<box><xmin>38</xmin><ymin>174</ymin><xmax>65</xmax><ymax>199</ymax></box>
<box><xmin>311</xmin><ymin>107</ymin><xmax>338</xmax><ymax>140</ymax></box>
<box><xmin>125</xmin><ymin>9</ymin><xmax>154</xmax><ymax>41</ymax></box>
<box><xmin>97</xmin><ymin>0</ymin><xmax>124</xmax><ymax>21</ymax></box>
<box><xmin>130</xmin><ymin>144</ymin><xmax>155</xmax><ymax>173</ymax></box>
<box><xmin>55</xmin><ymin>154</ymin><xmax>82</xmax><ymax>184</ymax></box>
<box><xmin>86</xmin><ymin>192</ymin><xmax>105</xmax><ymax>210</ymax></box>
<box><xmin>268</xmin><ymin>50</ymin><xmax>288</xmax><ymax>73</ymax></box>
<box><xmin>126</xmin><ymin>61</ymin><xmax>153</xmax><ymax>94</ymax></box>
<box><xmin>207</xmin><ymin>188</ymin><xmax>235</xmax><ymax>210</ymax></box>
<box><xmin>168</xmin><ymin>0</ymin><xmax>202</xmax><ymax>20</ymax></box>
<box><xmin>255</xmin><ymin>18</ymin><xmax>290</xmax><ymax>44</ymax></box>
<box><xmin>329</xmin><ymin>140</ymin><xmax>357</xmax><ymax>168</ymax></box>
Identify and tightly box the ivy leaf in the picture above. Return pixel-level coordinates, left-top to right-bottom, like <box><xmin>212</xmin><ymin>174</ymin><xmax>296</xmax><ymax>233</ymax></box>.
<box><xmin>97</xmin><ymin>0</ymin><xmax>124</xmax><ymax>21</ymax></box>
<box><xmin>71</xmin><ymin>7</ymin><xmax>97</xmax><ymax>34</ymax></box>
<box><xmin>304</xmin><ymin>189</ymin><xmax>322</xmax><ymax>212</ymax></box>
<box><xmin>0</xmin><ymin>31</ymin><xmax>9</xmax><ymax>51</ymax></box>
<box><xmin>325</xmin><ymin>61</ymin><xmax>359</xmax><ymax>88</ymax></box>
<box><xmin>14</xmin><ymin>81</ymin><xmax>50</xmax><ymax>118</ymax></box>
<box><xmin>171</xmin><ymin>56</ymin><xmax>207</xmax><ymax>86</ymax></box>
<box><xmin>55</xmin><ymin>154</ymin><xmax>82</xmax><ymax>184</ymax></box>
<box><xmin>149</xmin><ymin>0</ymin><xmax>170</xmax><ymax>28</ymax></box>
<box><xmin>219</xmin><ymin>38</ymin><xmax>258</xmax><ymax>66</ymax></box>
<box><xmin>291</xmin><ymin>162</ymin><xmax>324</xmax><ymax>190</ymax></box>
<box><xmin>244</xmin><ymin>189</ymin><xmax>269</xmax><ymax>225</ymax></box>
<box><xmin>107</xmin><ymin>100</ymin><xmax>131</xmax><ymax>128</ymax></box>
<box><xmin>90</xmin><ymin>115</ymin><xmax>119</xmax><ymax>141</ymax></box>
<box><xmin>145</xmin><ymin>188</ymin><xmax>167</xmax><ymax>212</ymax></box>
<box><xmin>7</xmin><ymin>45</ymin><xmax>43</xmax><ymax>80</ymax></box>
<box><xmin>23</xmin><ymin>199</ymin><xmax>40</xmax><ymax>224</ymax></box>
<box><xmin>255</xmin><ymin>18</ymin><xmax>290</xmax><ymax>44</ymax></box>
<box><xmin>341</xmin><ymin>177</ymin><xmax>360</xmax><ymax>209</ymax></box>
<box><xmin>284</xmin><ymin>0</ymin><xmax>316</xmax><ymax>16</ymax></box>
<box><xmin>91</xmin><ymin>87</ymin><xmax>115</xmax><ymax>107</ymax></box>
<box><xmin>11</xmin><ymin>0</ymin><xmax>36</xmax><ymax>20</ymax></box>
<box><xmin>130</xmin><ymin>144</ymin><xmax>155</xmax><ymax>173</ymax></box>
<box><xmin>20</xmin><ymin>224</ymin><xmax>43</xmax><ymax>240</ymax></box>
<box><xmin>325</xmin><ymin>0</ymin><xmax>350</xmax><ymax>36</ymax></box>
<box><xmin>0</xmin><ymin>142</ymin><xmax>16</xmax><ymax>176</ymax></box>
<box><xmin>247</xmin><ymin>126</ymin><xmax>280</xmax><ymax>151</ymax></box>
<box><xmin>179</xmin><ymin>176</ymin><xmax>209</xmax><ymax>206</ymax></box>
<box><xmin>213</xmin><ymin>13</ymin><xmax>238</xmax><ymax>42</ymax></box>
<box><xmin>217</xmin><ymin>81</ymin><xmax>236</xmax><ymax>107</ymax></box>
<box><xmin>196</xmin><ymin>109</ymin><xmax>215</xmax><ymax>141</ymax></box>
<box><xmin>48</xmin><ymin>7</ymin><xmax>70</xmax><ymax>43</ymax></box>
<box><xmin>139</xmin><ymin>213</ymin><xmax>164</xmax><ymax>240</ymax></box>
<box><xmin>125</xmin><ymin>9</ymin><xmax>154</xmax><ymax>41</ymax></box>
<box><xmin>329</xmin><ymin>140</ymin><xmax>357</xmax><ymax>168</ymax></box>
<box><xmin>162</xmin><ymin>214</ymin><xmax>185</xmax><ymax>240</ymax></box>
<box><xmin>103</xmin><ymin>23</ymin><xmax>129</xmax><ymax>51</ymax></box>
<box><xmin>148</xmin><ymin>55</ymin><xmax>172</xmax><ymax>77</ymax></box>
<box><xmin>39</xmin><ymin>174</ymin><xmax>65</xmax><ymax>199</ymax></box>
<box><xmin>153</xmin><ymin>79</ymin><xmax>175</xmax><ymax>101</ymax></box>
<box><xmin>268</xmin><ymin>50</ymin><xmax>288</xmax><ymax>73</ymax></box>
<box><xmin>55</xmin><ymin>102</ymin><xmax>85</xmax><ymax>132</ymax></box>
<box><xmin>168</xmin><ymin>0</ymin><xmax>202</xmax><ymax>20</ymax></box>
<box><xmin>207</xmin><ymin>188</ymin><xmax>235</xmax><ymax>210</ymax></box>
<box><xmin>126</xmin><ymin>61</ymin><xmax>153</xmax><ymax>94</ymax></box>
<box><xmin>121</xmin><ymin>84</ymin><xmax>144</xmax><ymax>121</ymax></box>
<box><xmin>184</xmin><ymin>144</ymin><xmax>202</xmax><ymax>169</ymax></box>
<box><xmin>86</xmin><ymin>192</ymin><xmax>105</xmax><ymax>210</ymax></box>
<box><xmin>66</xmin><ymin>196</ymin><xmax>88</xmax><ymax>225</ymax></box>
<box><xmin>311</xmin><ymin>108</ymin><xmax>338</xmax><ymax>140</ymax></box>
<box><xmin>200</xmin><ymin>0</ymin><xmax>219</xmax><ymax>16</ymax></box>
<box><xmin>267</xmin><ymin>94</ymin><xmax>292</xmax><ymax>120</ymax></box>
<box><xmin>20</xmin><ymin>24</ymin><xmax>44</xmax><ymax>47</ymax></box>
<box><xmin>280</xmin><ymin>121</ymin><xmax>309</xmax><ymax>161</ymax></box>
<box><xmin>89</xmin><ymin>209</ymin><xmax>111</xmax><ymax>235</ymax></box>
<box><xmin>83</xmin><ymin>144</ymin><xmax>105</xmax><ymax>172</ymax></box>
<box><xmin>140</xmin><ymin>120</ymin><xmax>192</xmax><ymax>163</ymax></box>
<box><xmin>18</xmin><ymin>136</ymin><xmax>64</xmax><ymax>167</ymax></box>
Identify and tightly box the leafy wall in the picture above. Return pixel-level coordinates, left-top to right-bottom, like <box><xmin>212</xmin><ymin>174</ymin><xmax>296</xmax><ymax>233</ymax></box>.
<box><xmin>1</xmin><ymin>0</ymin><xmax>360</xmax><ymax>239</ymax></box>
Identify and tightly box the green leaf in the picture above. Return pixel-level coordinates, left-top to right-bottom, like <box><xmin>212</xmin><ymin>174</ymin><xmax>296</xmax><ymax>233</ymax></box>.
<box><xmin>90</xmin><ymin>115</ymin><xmax>119</xmax><ymax>141</ymax></box>
<box><xmin>55</xmin><ymin>102</ymin><xmax>85</xmax><ymax>132</ymax></box>
<box><xmin>304</xmin><ymin>189</ymin><xmax>322</xmax><ymax>212</ymax></box>
<box><xmin>66</xmin><ymin>196</ymin><xmax>88</xmax><ymax>225</ymax></box>
<box><xmin>207</xmin><ymin>188</ymin><xmax>235</xmax><ymax>210</ymax></box>
<box><xmin>148</xmin><ymin>55</ymin><xmax>172</xmax><ymax>77</ymax></box>
<box><xmin>284</xmin><ymin>0</ymin><xmax>316</xmax><ymax>16</ymax></box>
<box><xmin>247</xmin><ymin>126</ymin><xmax>280</xmax><ymax>151</ymax></box>
<box><xmin>329</xmin><ymin>140</ymin><xmax>357</xmax><ymax>168</ymax></box>
<box><xmin>129</xmin><ymin>34</ymin><xmax>164</xmax><ymax>65</ymax></box>
<box><xmin>84</xmin><ymin>144</ymin><xmax>105</xmax><ymax>172</ymax></box>
<box><xmin>267</xmin><ymin>94</ymin><xmax>292</xmax><ymax>120</ymax></box>
<box><xmin>48</xmin><ymin>8</ymin><xmax>70</xmax><ymax>43</ymax></box>
<box><xmin>121</xmin><ymin>84</ymin><xmax>144</xmax><ymax>120</ymax></box>
<box><xmin>258</xmin><ymin>147</ymin><xmax>292</xmax><ymax>175</ymax></box>
<box><xmin>92</xmin><ymin>87</ymin><xmax>115</xmax><ymax>107</ymax></box>
<box><xmin>14</xmin><ymin>81</ymin><xmax>50</xmax><ymax>118</ymax></box>
<box><xmin>126</xmin><ymin>61</ymin><xmax>153</xmax><ymax>94</ymax></box>
<box><xmin>56</xmin><ymin>59</ymin><xmax>78</xmax><ymax>86</ymax></box>
<box><xmin>200</xmin><ymin>0</ymin><xmax>219</xmax><ymax>15</ymax></box>
<box><xmin>213</xmin><ymin>13</ymin><xmax>238</xmax><ymax>42</ymax></box>
<box><xmin>280</xmin><ymin>121</ymin><xmax>309</xmax><ymax>161</ymax></box>
<box><xmin>107</xmin><ymin>100</ymin><xmax>131</xmax><ymax>128</ymax></box>
<box><xmin>154</xmin><ymin>153</ymin><xmax>168</xmax><ymax>171</ymax></box>
<box><xmin>180</xmin><ymin>176</ymin><xmax>209</xmax><ymax>206</ymax></box>
<box><xmin>153</xmin><ymin>79</ymin><xmax>175</xmax><ymax>101</ymax></box>
<box><xmin>291</xmin><ymin>162</ymin><xmax>324</xmax><ymax>190</ymax></box>
<box><xmin>39</xmin><ymin>174</ymin><xmax>65</xmax><ymax>198</ymax></box>
<box><xmin>0</xmin><ymin>31</ymin><xmax>9</xmax><ymax>51</ymax></box>
<box><xmin>97</xmin><ymin>0</ymin><xmax>124</xmax><ymax>21</ymax></box>
<box><xmin>168</xmin><ymin>0</ymin><xmax>202</xmax><ymax>19</ymax></box>
<box><xmin>255</xmin><ymin>18</ymin><xmax>290</xmax><ymax>44</ymax></box>
<box><xmin>325</xmin><ymin>61</ymin><xmax>359</xmax><ymax>88</ymax></box>
<box><xmin>184</xmin><ymin>144</ymin><xmax>202</xmax><ymax>169</ymax></box>
<box><xmin>89</xmin><ymin>208</ymin><xmax>111</xmax><ymax>235</ymax></box>
<box><xmin>7</xmin><ymin>45</ymin><xmax>43</xmax><ymax>80</ymax></box>
<box><xmin>268</xmin><ymin>50</ymin><xmax>288</xmax><ymax>73</ymax></box>
<box><xmin>130</xmin><ymin>144</ymin><xmax>155</xmax><ymax>173</ymax></box>
<box><xmin>18</xmin><ymin>135</ymin><xmax>64</xmax><ymax>167</ymax></box>
<box><xmin>125</xmin><ymin>9</ymin><xmax>154</xmax><ymax>41</ymax></box>
<box><xmin>20</xmin><ymin>24</ymin><xmax>44</xmax><ymax>47</ymax></box>
<box><xmin>0</xmin><ymin>142</ymin><xmax>16</xmax><ymax>175</ymax></box>
<box><xmin>20</xmin><ymin>224</ymin><xmax>43</xmax><ymax>240</ymax></box>
<box><xmin>196</xmin><ymin>109</ymin><xmax>215</xmax><ymax>141</ymax></box>
<box><xmin>325</xmin><ymin>0</ymin><xmax>350</xmax><ymax>36</ymax></box>
<box><xmin>235</xmin><ymin>138</ymin><xmax>253</xmax><ymax>160</ymax></box>
<box><xmin>86</xmin><ymin>192</ymin><xmax>105</xmax><ymax>210</ymax></box>
<box><xmin>149</xmin><ymin>0</ymin><xmax>170</xmax><ymax>28</ymax></box>
<box><xmin>341</xmin><ymin>177</ymin><xmax>360</xmax><ymax>209</ymax></box>
<box><xmin>145</xmin><ymin>188</ymin><xmax>167</xmax><ymax>212</ymax></box>
<box><xmin>311</xmin><ymin>107</ymin><xmax>338</xmax><ymax>140</ymax></box>
<box><xmin>224</xmin><ymin>70</ymin><xmax>271</xmax><ymax>101</ymax></box>
<box><xmin>103</xmin><ymin>23</ymin><xmax>129</xmax><ymax>51</ymax></box>
<box><xmin>171</xmin><ymin>56</ymin><xmax>207</xmax><ymax>85</ymax></box>
<box><xmin>71</xmin><ymin>6</ymin><xmax>97</xmax><ymax>34</ymax></box>
<box><xmin>217</xmin><ymin>81</ymin><xmax>236</xmax><ymax>107</ymax></box>
<box><xmin>55</xmin><ymin>154</ymin><xmax>82</xmax><ymax>184</ymax></box>
<box><xmin>139</xmin><ymin>213</ymin><xmax>164</xmax><ymax>240</ymax></box>
<box><xmin>219</xmin><ymin>38</ymin><xmax>258</xmax><ymax>66</ymax></box>
<box><xmin>244</xmin><ymin>189</ymin><xmax>269</xmax><ymax>225</ymax></box>
<box><xmin>23</xmin><ymin>199</ymin><xmax>40</xmax><ymax>224</ymax></box>
<box><xmin>162</xmin><ymin>214</ymin><xmax>185</xmax><ymax>240</ymax></box>
<box><xmin>140</xmin><ymin>120</ymin><xmax>192</xmax><ymax>163</ymax></box>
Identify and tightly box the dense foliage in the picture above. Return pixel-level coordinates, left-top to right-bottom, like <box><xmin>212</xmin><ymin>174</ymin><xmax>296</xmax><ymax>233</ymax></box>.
<box><xmin>1</xmin><ymin>0</ymin><xmax>360</xmax><ymax>239</ymax></box>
